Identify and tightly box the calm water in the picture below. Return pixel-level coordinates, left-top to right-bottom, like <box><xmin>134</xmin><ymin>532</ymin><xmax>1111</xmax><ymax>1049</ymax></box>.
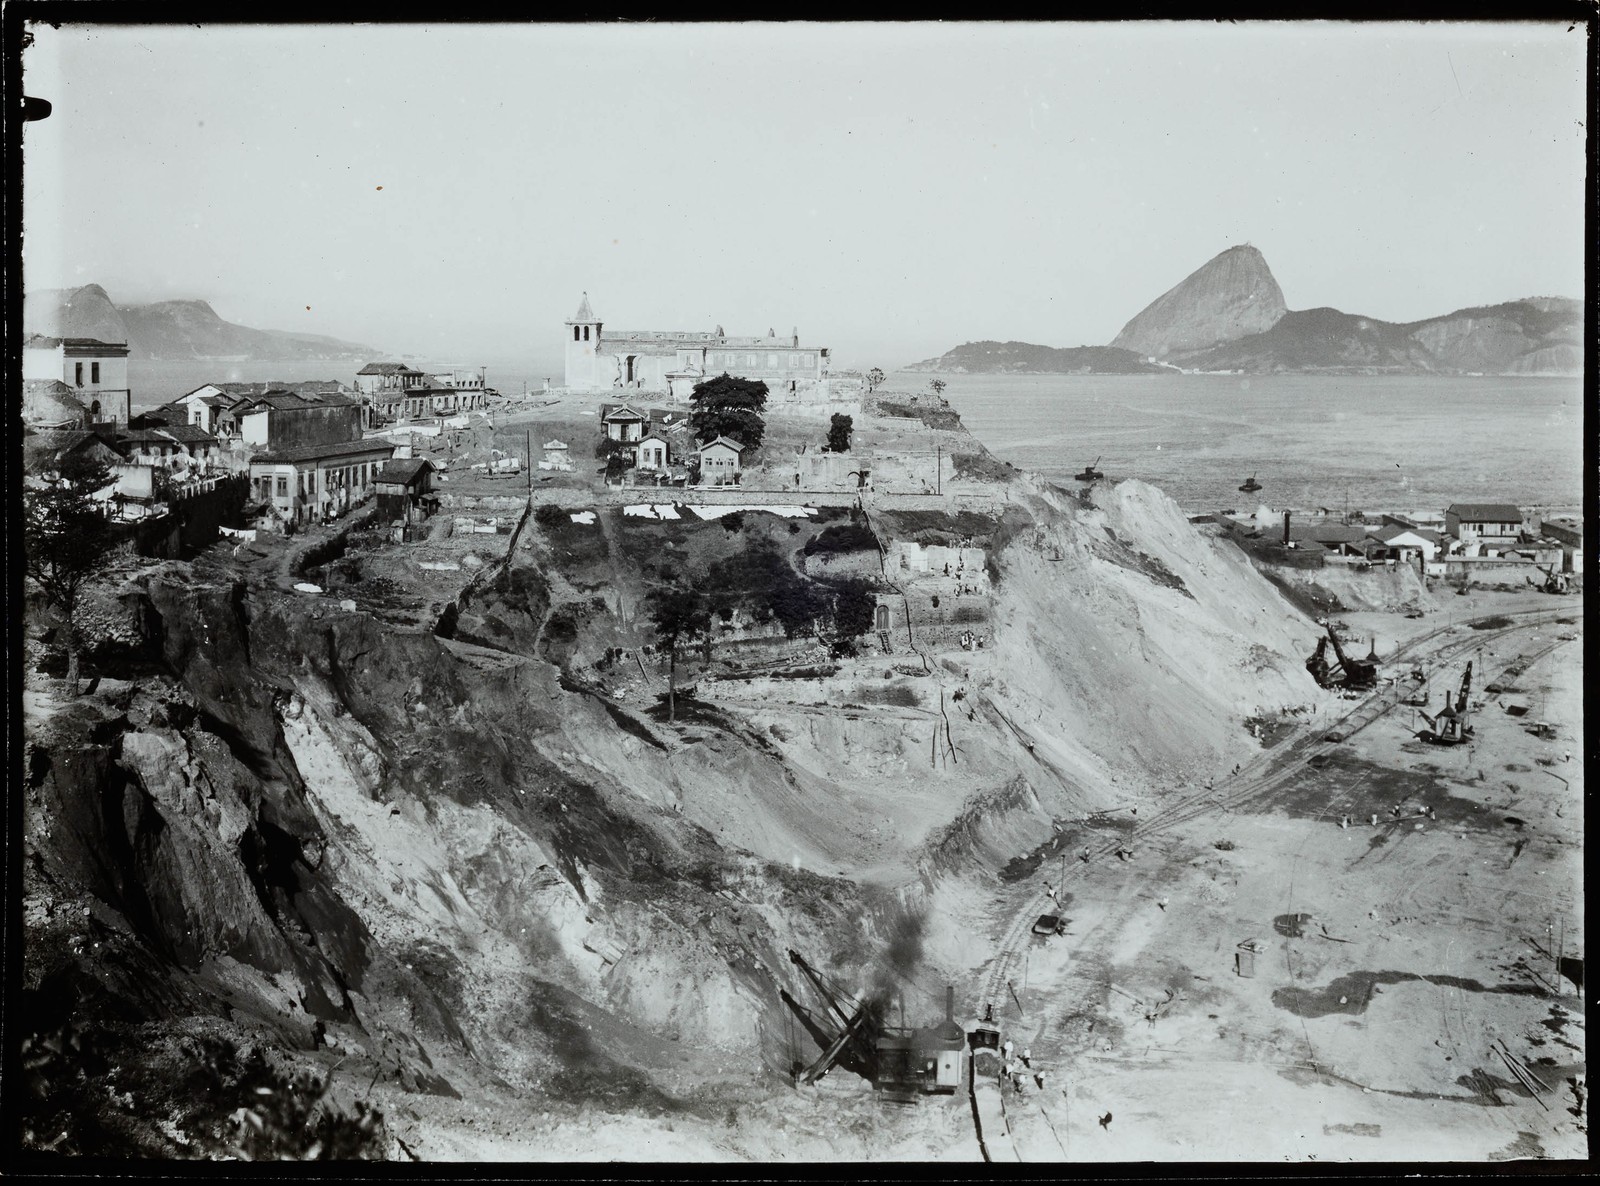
<box><xmin>129</xmin><ymin>361</ymin><xmax>1583</xmax><ymax>514</ymax></box>
<box><xmin>896</xmin><ymin>371</ymin><xmax>1584</xmax><ymax>513</ymax></box>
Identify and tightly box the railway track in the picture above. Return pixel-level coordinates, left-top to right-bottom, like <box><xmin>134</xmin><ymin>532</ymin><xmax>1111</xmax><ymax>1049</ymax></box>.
<box><xmin>967</xmin><ymin>604</ymin><xmax>1580</xmax><ymax>1161</ymax></box>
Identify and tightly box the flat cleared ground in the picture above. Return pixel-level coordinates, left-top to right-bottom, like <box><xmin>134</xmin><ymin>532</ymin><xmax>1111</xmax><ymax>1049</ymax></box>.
<box><xmin>963</xmin><ymin>596</ymin><xmax>1584</xmax><ymax>1162</ymax></box>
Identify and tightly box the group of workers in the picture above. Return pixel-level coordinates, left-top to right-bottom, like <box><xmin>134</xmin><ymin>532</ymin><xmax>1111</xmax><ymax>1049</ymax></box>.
<box><xmin>998</xmin><ymin>1037</ymin><xmax>1047</xmax><ymax>1095</ymax></box>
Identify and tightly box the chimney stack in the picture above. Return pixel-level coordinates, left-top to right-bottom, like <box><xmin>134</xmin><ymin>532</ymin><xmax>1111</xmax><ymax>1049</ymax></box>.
<box><xmin>1282</xmin><ymin>510</ymin><xmax>1292</xmax><ymax>546</ymax></box>
<box><xmin>946</xmin><ymin>985</ymin><xmax>955</xmax><ymax>1024</ymax></box>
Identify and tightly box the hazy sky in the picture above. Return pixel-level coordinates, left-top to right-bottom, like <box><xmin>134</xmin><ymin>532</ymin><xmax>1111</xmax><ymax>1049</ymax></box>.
<box><xmin>22</xmin><ymin>21</ymin><xmax>1587</xmax><ymax>371</ymax></box>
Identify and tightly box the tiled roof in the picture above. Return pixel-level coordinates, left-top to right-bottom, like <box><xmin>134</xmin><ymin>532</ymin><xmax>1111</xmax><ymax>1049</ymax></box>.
<box><xmin>23</xmin><ymin>428</ymin><xmax>126</xmax><ymax>469</ymax></box>
<box><xmin>1447</xmin><ymin>503</ymin><xmax>1523</xmax><ymax>522</ymax></box>
<box><xmin>357</xmin><ymin>361</ymin><xmax>426</xmax><ymax>376</ymax></box>
<box><xmin>600</xmin><ymin>403</ymin><xmax>645</xmax><ymax>421</ymax></box>
<box><xmin>1370</xmin><ymin>524</ymin><xmax>1442</xmax><ymax>545</ymax></box>
<box><xmin>251</xmin><ymin>438</ymin><xmax>396</xmax><ymax>465</ymax></box>
<box><xmin>21</xmin><ymin>380</ymin><xmax>89</xmax><ymax>427</ymax></box>
<box><xmin>376</xmin><ymin>458</ymin><xmax>432</xmax><ymax>485</ymax></box>
<box><xmin>696</xmin><ymin>436</ymin><xmax>746</xmax><ymax>454</ymax></box>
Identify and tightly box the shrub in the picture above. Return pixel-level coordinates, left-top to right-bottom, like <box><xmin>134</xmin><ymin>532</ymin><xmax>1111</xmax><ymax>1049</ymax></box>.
<box><xmin>803</xmin><ymin>522</ymin><xmax>879</xmax><ymax>557</ymax></box>
<box><xmin>534</xmin><ymin>503</ymin><xmax>567</xmax><ymax>529</ymax></box>
<box><xmin>1213</xmin><ymin>839</ymin><xmax>1235</xmax><ymax>851</ymax></box>
<box><xmin>720</xmin><ymin>511</ymin><xmax>745</xmax><ymax>534</ymax></box>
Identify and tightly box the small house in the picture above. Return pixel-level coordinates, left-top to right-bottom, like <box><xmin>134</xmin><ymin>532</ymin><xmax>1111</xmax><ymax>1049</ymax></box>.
<box><xmin>374</xmin><ymin>457</ymin><xmax>437</xmax><ymax>525</ymax></box>
<box><xmin>635</xmin><ymin>432</ymin><xmax>671</xmax><ymax>471</ymax></box>
<box><xmin>695</xmin><ymin>436</ymin><xmax>745</xmax><ymax>485</ymax></box>
<box><xmin>600</xmin><ymin>403</ymin><xmax>648</xmax><ymax>442</ymax></box>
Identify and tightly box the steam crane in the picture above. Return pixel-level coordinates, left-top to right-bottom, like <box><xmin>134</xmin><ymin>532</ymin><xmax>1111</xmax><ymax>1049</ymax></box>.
<box><xmin>784</xmin><ymin>950</ymin><xmax>876</xmax><ymax>1085</ymax></box>
<box><xmin>1416</xmin><ymin>662</ymin><xmax>1474</xmax><ymax>746</ymax></box>
<box><xmin>1075</xmin><ymin>456</ymin><xmax>1105</xmax><ymax>482</ymax></box>
<box><xmin>1306</xmin><ymin>623</ymin><xmax>1378</xmax><ymax>691</ymax></box>
<box><xmin>1526</xmin><ymin>563</ymin><xmax>1570</xmax><ymax>595</ymax></box>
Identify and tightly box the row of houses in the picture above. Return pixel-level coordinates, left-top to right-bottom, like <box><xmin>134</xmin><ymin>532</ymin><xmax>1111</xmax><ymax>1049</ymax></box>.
<box><xmin>599</xmin><ymin>402</ymin><xmax>746</xmax><ymax>486</ymax></box>
<box><xmin>1220</xmin><ymin>502</ymin><xmax>1583</xmax><ymax>576</ymax></box>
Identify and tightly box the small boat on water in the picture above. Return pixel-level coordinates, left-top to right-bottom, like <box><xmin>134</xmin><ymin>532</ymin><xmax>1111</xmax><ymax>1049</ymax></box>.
<box><xmin>1239</xmin><ymin>472</ymin><xmax>1262</xmax><ymax>494</ymax></box>
<box><xmin>1074</xmin><ymin>456</ymin><xmax>1104</xmax><ymax>482</ymax></box>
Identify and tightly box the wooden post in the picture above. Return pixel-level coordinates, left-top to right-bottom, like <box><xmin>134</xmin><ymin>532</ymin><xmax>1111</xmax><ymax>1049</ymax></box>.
<box><xmin>526</xmin><ymin>429</ymin><xmax>533</xmax><ymax>492</ymax></box>
<box><xmin>1555</xmin><ymin>913</ymin><xmax>1565</xmax><ymax>997</ymax></box>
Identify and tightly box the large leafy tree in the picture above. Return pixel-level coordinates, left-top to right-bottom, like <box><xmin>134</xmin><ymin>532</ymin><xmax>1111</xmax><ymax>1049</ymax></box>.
<box><xmin>689</xmin><ymin>374</ymin><xmax>767</xmax><ymax>450</ymax></box>
<box><xmin>825</xmin><ymin>413</ymin><xmax>853</xmax><ymax>453</ymax></box>
<box><xmin>645</xmin><ymin>582</ymin><xmax>711</xmax><ymax>722</ymax></box>
<box><xmin>23</xmin><ymin>448</ymin><xmax>119</xmax><ymax>696</ymax></box>
<box><xmin>865</xmin><ymin>367</ymin><xmax>885</xmax><ymax>394</ymax></box>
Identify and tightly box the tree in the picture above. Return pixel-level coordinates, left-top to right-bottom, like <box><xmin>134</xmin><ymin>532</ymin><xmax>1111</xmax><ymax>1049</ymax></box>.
<box><xmin>645</xmin><ymin>583</ymin><xmax>711</xmax><ymax>723</ymax></box>
<box><xmin>829</xmin><ymin>578</ymin><xmax>877</xmax><ymax>642</ymax></box>
<box><xmin>23</xmin><ymin>448</ymin><xmax>119</xmax><ymax>696</ymax></box>
<box><xmin>866</xmin><ymin>367</ymin><xmax>885</xmax><ymax>394</ymax></box>
<box><xmin>826</xmin><ymin>413</ymin><xmax>853</xmax><ymax>453</ymax></box>
<box><xmin>929</xmin><ymin>378</ymin><xmax>947</xmax><ymax>397</ymax></box>
<box><xmin>534</xmin><ymin>503</ymin><xmax>568</xmax><ymax>529</ymax></box>
<box><xmin>689</xmin><ymin>374</ymin><xmax>768</xmax><ymax>450</ymax></box>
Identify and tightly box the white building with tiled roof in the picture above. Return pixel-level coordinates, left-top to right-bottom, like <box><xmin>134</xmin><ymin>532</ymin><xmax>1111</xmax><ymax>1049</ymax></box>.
<box><xmin>564</xmin><ymin>293</ymin><xmax>830</xmax><ymax>399</ymax></box>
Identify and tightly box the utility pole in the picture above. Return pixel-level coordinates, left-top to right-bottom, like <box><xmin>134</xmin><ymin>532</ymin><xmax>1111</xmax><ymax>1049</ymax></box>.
<box><xmin>526</xmin><ymin>428</ymin><xmax>533</xmax><ymax>494</ymax></box>
<box><xmin>936</xmin><ymin>445</ymin><xmax>941</xmax><ymax>496</ymax></box>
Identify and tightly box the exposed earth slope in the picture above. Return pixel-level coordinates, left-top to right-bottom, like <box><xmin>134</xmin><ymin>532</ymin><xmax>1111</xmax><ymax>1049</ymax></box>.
<box><xmin>18</xmin><ymin>398</ymin><xmax>1583</xmax><ymax>1162</ymax></box>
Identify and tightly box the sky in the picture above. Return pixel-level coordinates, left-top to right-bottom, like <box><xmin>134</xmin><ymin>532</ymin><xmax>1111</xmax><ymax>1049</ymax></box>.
<box><xmin>21</xmin><ymin>20</ymin><xmax>1589</xmax><ymax>372</ymax></box>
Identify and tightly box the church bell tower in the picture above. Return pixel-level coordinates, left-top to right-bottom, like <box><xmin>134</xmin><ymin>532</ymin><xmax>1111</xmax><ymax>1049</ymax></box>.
<box><xmin>564</xmin><ymin>293</ymin><xmax>602</xmax><ymax>390</ymax></box>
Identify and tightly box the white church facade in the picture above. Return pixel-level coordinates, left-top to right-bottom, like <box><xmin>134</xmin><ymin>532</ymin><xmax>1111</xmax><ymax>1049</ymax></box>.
<box><xmin>563</xmin><ymin>293</ymin><xmax>831</xmax><ymax>400</ymax></box>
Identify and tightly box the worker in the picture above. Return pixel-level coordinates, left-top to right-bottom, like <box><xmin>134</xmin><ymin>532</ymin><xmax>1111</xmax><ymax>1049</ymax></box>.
<box><xmin>1080</xmin><ymin>846</ymin><xmax>1091</xmax><ymax>863</ymax></box>
<box><xmin>1035</xmin><ymin>1069</ymin><xmax>1047</xmax><ymax>1091</ymax></box>
<box><xmin>983</xmin><ymin>1003</ymin><xmax>995</xmax><ymax>1024</ymax></box>
<box><xmin>1021</xmin><ymin>1047</ymin><xmax>1032</xmax><ymax>1067</ymax></box>
<box><xmin>1370</xmin><ymin>813</ymin><xmax>1379</xmax><ymax>827</ymax></box>
<box><xmin>1003</xmin><ymin>1039</ymin><xmax>1014</xmax><ymax>1060</ymax></box>
<box><xmin>1428</xmin><ymin>806</ymin><xmax>1437</xmax><ymax>821</ymax></box>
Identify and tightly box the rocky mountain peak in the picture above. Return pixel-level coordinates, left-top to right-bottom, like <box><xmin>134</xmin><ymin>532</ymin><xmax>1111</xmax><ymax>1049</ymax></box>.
<box><xmin>1110</xmin><ymin>244</ymin><xmax>1288</xmax><ymax>359</ymax></box>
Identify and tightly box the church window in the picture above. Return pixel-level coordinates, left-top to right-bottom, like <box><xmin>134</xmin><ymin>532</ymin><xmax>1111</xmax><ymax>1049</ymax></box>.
<box><xmin>583</xmin><ymin>326</ymin><xmax>591</xmax><ymax>341</ymax></box>
<box><xmin>574</xmin><ymin>327</ymin><xmax>580</xmax><ymax>342</ymax></box>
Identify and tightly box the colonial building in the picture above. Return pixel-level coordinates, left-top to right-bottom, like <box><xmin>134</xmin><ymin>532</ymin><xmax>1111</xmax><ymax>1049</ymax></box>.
<box><xmin>244</xmin><ymin>388</ymin><xmax>392</xmax><ymax>528</ymax></box>
<box><xmin>357</xmin><ymin>361</ymin><xmax>487</xmax><ymax>422</ymax></box>
<box><xmin>1445</xmin><ymin>503</ymin><xmax>1524</xmax><ymax>542</ymax></box>
<box><xmin>22</xmin><ymin>335</ymin><xmax>133</xmax><ymax>428</ymax></box>
<box><xmin>563</xmin><ymin>293</ymin><xmax>830</xmax><ymax>397</ymax></box>
<box><xmin>249</xmin><ymin>439</ymin><xmax>395</xmax><ymax>528</ymax></box>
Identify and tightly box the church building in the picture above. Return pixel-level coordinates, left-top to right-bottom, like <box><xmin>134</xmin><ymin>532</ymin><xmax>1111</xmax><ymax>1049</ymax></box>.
<box><xmin>563</xmin><ymin>293</ymin><xmax>830</xmax><ymax>399</ymax></box>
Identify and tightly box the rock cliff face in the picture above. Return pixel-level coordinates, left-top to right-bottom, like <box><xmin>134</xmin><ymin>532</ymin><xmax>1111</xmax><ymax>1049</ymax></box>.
<box><xmin>1111</xmin><ymin>245</ymin><xmax>1288</xmax><ymax>360</ymax></box>
<box><xmin>24</xmin><ymin>284</ymin><xmax>372</xmax><ymax>360</ymax></box>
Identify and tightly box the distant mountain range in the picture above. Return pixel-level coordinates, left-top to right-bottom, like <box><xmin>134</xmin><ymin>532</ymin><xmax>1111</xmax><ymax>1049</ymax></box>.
<box><xmin>908</xmin><ymin>246</ymin><xmax>1580</xmax><ymax>376</ymax></box>
<box><xmin>24</xmin><ymin>284</ymin><xmax>374</xmax><ymax>362</ymax></box>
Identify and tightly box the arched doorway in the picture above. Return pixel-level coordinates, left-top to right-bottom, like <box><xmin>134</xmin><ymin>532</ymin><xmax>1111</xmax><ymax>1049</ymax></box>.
<box><xmin>874</xmin><ymin>603</ymin><xmax>890</xmax><ymax>631</ymax></box>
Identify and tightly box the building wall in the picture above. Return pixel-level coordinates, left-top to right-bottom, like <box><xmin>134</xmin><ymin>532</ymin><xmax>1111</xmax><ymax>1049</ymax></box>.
<box><xmin>249</xmin><ymin>448</ymin><xmax>390</xmax><ymax>526</ymax></box>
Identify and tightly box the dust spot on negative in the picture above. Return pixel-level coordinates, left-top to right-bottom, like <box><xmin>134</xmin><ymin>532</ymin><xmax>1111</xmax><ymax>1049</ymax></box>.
<box><xmin>376</xmin><ymin>186</ymin><xmax>384</xmax><ymax>191</ymax></box>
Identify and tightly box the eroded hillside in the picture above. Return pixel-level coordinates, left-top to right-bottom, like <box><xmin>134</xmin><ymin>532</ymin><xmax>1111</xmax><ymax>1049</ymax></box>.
<box><xmin>18</xmin><ymin>450</ymin><xmax>1329</xmax><ymax>1159</ymax></box>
